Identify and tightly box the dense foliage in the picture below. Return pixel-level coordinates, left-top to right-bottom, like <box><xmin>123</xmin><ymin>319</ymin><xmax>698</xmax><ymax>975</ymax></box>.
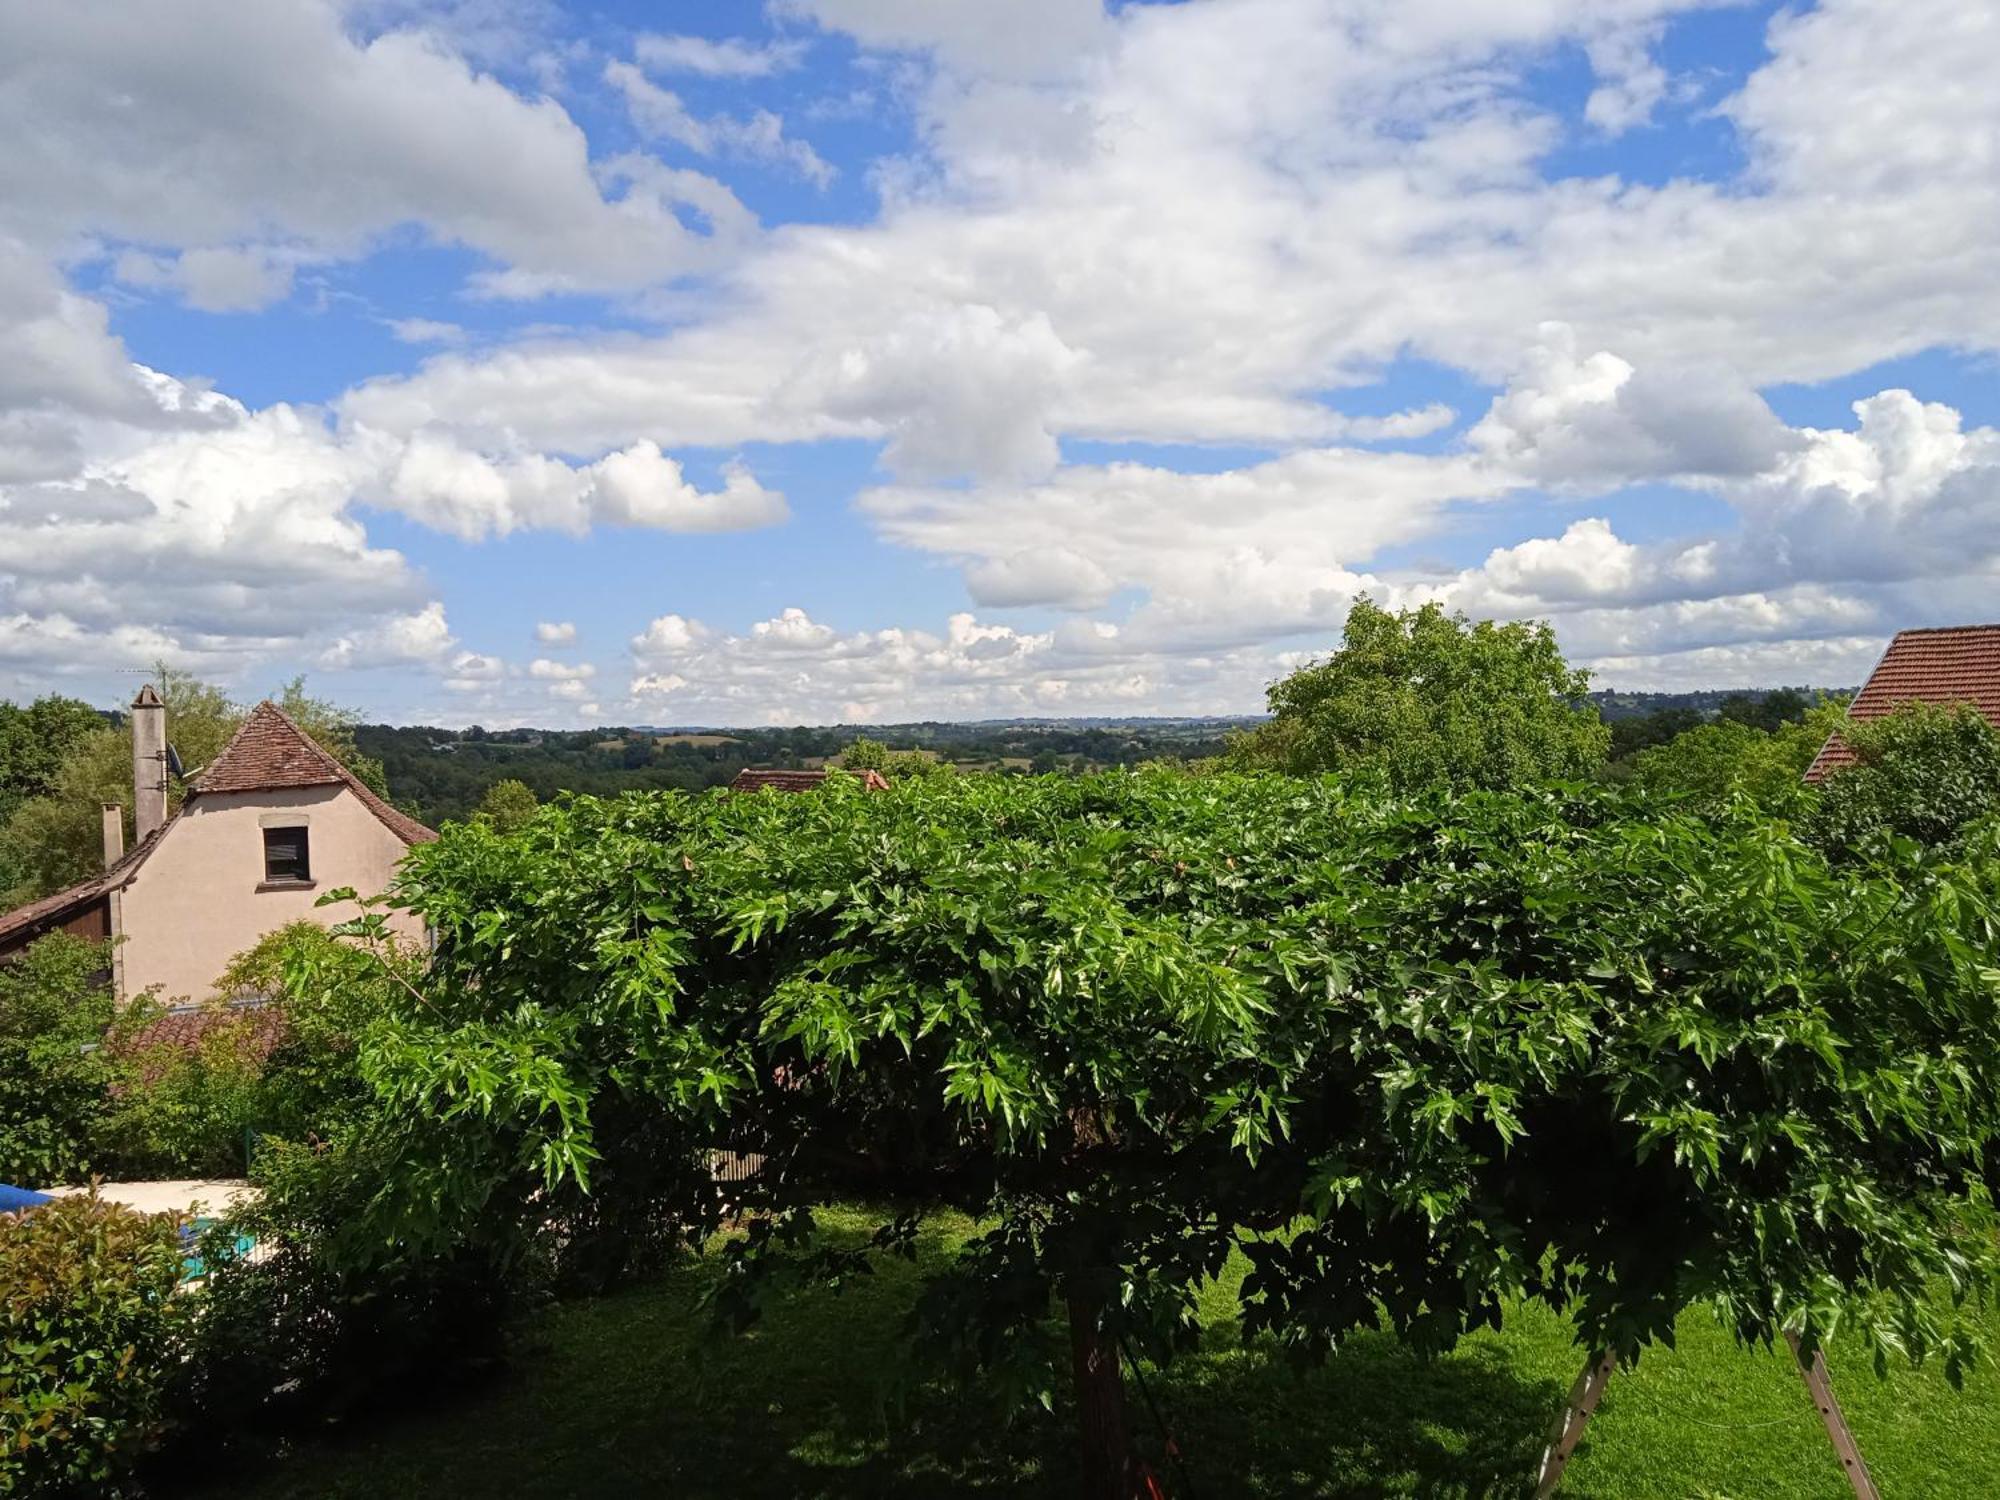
<box><xmin>317</xmin><ymin>770</ymin><xmax>2000</xmax><ymax>1491</ymax></box>
<box><xmin>0</xmin><ymin>935</ymin><xmax>117</xmax><ymax>1185</ymax></box>
<box><xmin>1620</xmin><ymin>701</ymin><xmax>1845</xmax><ymax>812</ymax></box>
<box><xmin>355</xmin><ymin>719</ymin><xmax>1239</xmax><ymax>824</ymax></box>
<box><xmin>0</xmin><ymin>1193</ymin><xmax>186</xmax><ymax>1496</ymax></box>
<box><xmin>1231</xmin><ymin>598</ymin><xmax>1610</xmax><ymax>790</ymax></box>
<box><xmin>1811</xmin><ymin>702</ymin><xmax>2000</xmax><ymax>855</ymax></box>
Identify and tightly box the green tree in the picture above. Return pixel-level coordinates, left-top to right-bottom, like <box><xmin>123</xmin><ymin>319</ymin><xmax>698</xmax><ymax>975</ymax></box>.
<box><xmin>475</xmin><ymin>778</ymin><xmax>540</xmax><ymax>834</ymax></box>
<box><xmin>0</xmin><ymin>696</ymin><xmax>104</xmax><ymax>820</ymax></box>
<box><xmin>0</xmin><ymin>934</ymin><xmax>117</xmax><ymax>1185</ymax></box>
<box><xmin>836</xmin><ymin>735</ymin><xmax>950</xmax><ymax>781</ymax></box>
<box><xmin>1230</xmin><ymin>597</ymin><xmax>1609</xmax><ymax>791</ymax></box>
<box><xmin>316</xmin><ymin>772</ymin><xmax>2000</xmax><ymax>1496</ymax></box>
<box><xmin>1810</xmin><ymin>702</ymin><xmax>2000</xmax><ymax>855</ymax></box>
<box><xmin>1624</xmin><ymin>699</ymin><xmax>1847</xmax><ymax>811</ymax></box>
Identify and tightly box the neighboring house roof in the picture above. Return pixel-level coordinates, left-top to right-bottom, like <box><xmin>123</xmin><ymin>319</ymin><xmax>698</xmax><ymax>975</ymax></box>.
<box><xmin>0</xmin><ymin>702</ymin><xmax>434</xmax><ymax>949</ymax></box>
<box><xmin>197</xmin><ymin>702</ymin><xmax>436</xmax><ymax>845</ymax></box>
<box><xmin>115</xmin><ymin>999</ymin><xmax>289</xmax><ymax>1084</ymax></box>
<box><xmin>729</xmin><ymin>768</ymin><xmax>890</xmax><ymax>793</ymax></box>
<box><xmin>1806</xmin><ymin>624</ymin><xmax>2000</xmax><ymax>782</ymax></box>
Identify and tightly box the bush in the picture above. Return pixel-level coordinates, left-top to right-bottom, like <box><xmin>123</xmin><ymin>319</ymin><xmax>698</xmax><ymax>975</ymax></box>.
<box><xmin>0</xmin><ymin>935</ymin><xmax>116</xmax><ymax>1186</ymax></box>
<box><xmin>95</xmin><ymin>1003</ymin><xmax>270</xmax><ymax>1179</ymax></box>
<box><xmin>1811</xmin><ymin>701</ymin><xmax>2000</xmax><ymax>855</ymax></box>
<box><xmin>166</xmin><ymin>1132</ymin><xmax>526</xmax><ymax>1452</ymax></box>
<box><xmin>0</xmin><ymin>1193</ymin><xmax>186</xmax><ymax>1496</ymax></box>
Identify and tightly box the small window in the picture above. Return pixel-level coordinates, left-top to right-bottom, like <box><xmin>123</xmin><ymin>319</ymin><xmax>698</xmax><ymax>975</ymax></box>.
<box><xmin>262</xmin><ymin>826</ymin><xmax>311</xmax><ymax>884</ymax></box>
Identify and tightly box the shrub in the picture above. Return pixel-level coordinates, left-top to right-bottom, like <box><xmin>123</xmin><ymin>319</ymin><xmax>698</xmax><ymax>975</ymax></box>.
<box><xmin>166</xmin><ymin>1132</ymin><xmax>526</xmax><ymax>1451</ymax></box>
<box><xmin>0</xmin><ymin>935</ymin><xmax>116</xmax><ymax>1186</ymax></box>
<box><xmin>0</xmin><ymin>1193</ymin><xmax>185</xmax><ymax>1496</ymax></box>
<box><xmin>1811</xmin><ymin>701</ymin><xmax>2000</xmax><ymax>855</ymax></box>
<box><xmin>95</xmin><ymin>1003</ymin><xmax>271</xmax><ymax>1179</ymax></box>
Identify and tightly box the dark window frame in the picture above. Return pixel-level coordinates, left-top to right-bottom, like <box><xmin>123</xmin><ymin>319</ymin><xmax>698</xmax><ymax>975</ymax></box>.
<box><xmin>261</xmin><ymin>825</ymin><xmax>311</xmax><ymax>885</ymax></box>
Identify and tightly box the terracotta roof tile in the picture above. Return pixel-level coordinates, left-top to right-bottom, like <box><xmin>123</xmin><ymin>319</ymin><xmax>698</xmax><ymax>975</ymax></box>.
<box><xmin>729</xmin><ymin>768</ymin><xmax>889</xmax><ymax>793</ymax></box>
<box><xmin>0</xmin><ymin>826</ymin><xmax>162</xmax><ymax>946</ymax></box>
<box><xmin>197</xmin><ymin>703</ymin><xmax>435</xmax><ymax>844</ymax></box>
<box><xmin>114</xmin><ymin>999</ymin><xmax>288</xmax><ymax>1082</ymax></box>
<box><xmin>1806</xmin><ymin>625</ymin><xmax>2000</xmax><ymax>782</ymax></box>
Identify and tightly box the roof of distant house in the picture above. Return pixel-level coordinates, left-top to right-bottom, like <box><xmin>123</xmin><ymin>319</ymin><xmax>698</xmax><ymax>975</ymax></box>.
<box><xmin>1805</xmin><ymin>624</ymin><xmax>2000</xmax><ymax>782</ymax></box>
<box><xmin>0</xmin><ymin>702</ymin><xmax>434</xmax><ymax>948</ymax></box>
<box><xmin>729</xmin><ymin>767</ymin><xmax>889</xmax><ymax>793</ymax></box>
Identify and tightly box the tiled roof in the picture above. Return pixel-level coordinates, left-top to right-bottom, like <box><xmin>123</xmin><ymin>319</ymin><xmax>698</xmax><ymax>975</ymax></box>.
<box><xmin>197</xmin><ymin>703</ymin><xmax>435</xmax><ymax>844</ymax></box>
<box><xmin>729</xmin><ymin>768</ymin><xmax>889</xmax><ymax>793</ymax></box>
<box><xmin>114</xmin><ymin>998</ymin><xmax>288</xmax><ymax>1080</ymax></box>
<box><xmin>1806</xmin><ymin>624</ymin><xmax>2000</xmax><ymax>782</ymax></box>
<box><xmin>0</xmin><ymin>827</ymin><xmax>161</xmax><ymax>946</ymax></box>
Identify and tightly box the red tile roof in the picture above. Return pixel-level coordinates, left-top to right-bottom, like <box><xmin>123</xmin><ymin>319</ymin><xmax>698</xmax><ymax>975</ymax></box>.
<box><xmin>1806</xmin><ymin>624</ymin><xmax>2000</xmax><ymax>782</ymax></box>
<box><xmin>114</xmin><ymin>999</ymin><xmax>288</xmax><ymax>1080</ymax></box>
<box><xmin>729</xmin><ymin>768</ymin><xmax>889</xmax><ymax>793</ymax></box>
<box><xmin>0</xmin><ymin>830</ymin><xmax>157</xmax><ymax>946</ymax></box>
<box><xmin>198</xmin><ymin>703</ymin><xmax>435</xmax><ymax>844</ymax></box>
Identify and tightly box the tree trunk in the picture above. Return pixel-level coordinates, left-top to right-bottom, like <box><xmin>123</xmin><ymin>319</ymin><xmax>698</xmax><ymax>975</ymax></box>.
<box><xmin>1067</xmin><ymin>1292</ymin><xmax>1137</xmax><ymax>1500</ymax></box>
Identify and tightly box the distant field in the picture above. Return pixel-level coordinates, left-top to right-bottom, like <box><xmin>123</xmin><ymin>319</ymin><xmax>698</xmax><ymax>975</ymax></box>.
<box><xmin>655</xmin><ymin>733</ymin><xmax>742</xmax><ymax>747</ymax></box>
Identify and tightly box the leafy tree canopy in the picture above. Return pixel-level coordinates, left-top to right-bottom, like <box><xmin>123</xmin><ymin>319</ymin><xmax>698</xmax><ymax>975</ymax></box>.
<box><xmin>837</xmin><ymin>734</ymin><xmax>952</xmax><ymax>781</ymax></box>
<box><xmin>1230</xmin><ymin>598</ymin><xmax>1609</xmax><ymax>791</ymax></box>
<box><xmin>1623</xmin><ymin>699</ymin><xmax>1848</xmax><ymax>813</ymax></box>
<box><xmin>1810</xmin><ymin>702</ymin><xmax>2000</xmax><ymax>855</ymax></box>
<box><xmin>306</xmin><ymin>772</ymin><xmax>2000</xmax><ymax>1490</ymax></box>
<box><xmin>476</xmin><ymin>778</ymin><xmax>540</xmax><ymax>834</ymax></box>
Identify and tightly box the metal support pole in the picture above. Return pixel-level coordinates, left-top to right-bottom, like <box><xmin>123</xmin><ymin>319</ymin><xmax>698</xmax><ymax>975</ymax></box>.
<box><xmin>1784</xmin><ymin>1332</ymin><xmax>1882</xmax><ymax>1500</ymax></box>
<box><xmin>1533</xmin><ymin>1349</ymin><xmax>1617</xmax><ymax>1499</ymax></box>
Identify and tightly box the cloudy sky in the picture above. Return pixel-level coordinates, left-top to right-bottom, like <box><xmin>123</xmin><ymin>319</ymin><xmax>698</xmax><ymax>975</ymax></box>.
<box><xmin>1</xmin><ymin>0</ymin><xmax>1994</xmax><ymax>727</ymax></box>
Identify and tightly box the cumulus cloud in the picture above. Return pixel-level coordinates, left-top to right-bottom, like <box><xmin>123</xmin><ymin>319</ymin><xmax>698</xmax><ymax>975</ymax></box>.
<box><xmin>378</xmin><ymin>436</ymin><xmax>789</xmax><ymax>540</ymax></box>
<box><xmin>0</xmin><ymin>0</ymin><xmax>754</xmax><ymax>298</ymax></box>
<box><xmin>535</xmin><ymin>620</ymin><xmax>577</xmax><ymax>645</ymax></box>
<box><xmin>319</xmin><ymin>601</ymin><xmax>456</xmax><ymax>669</ymax></box>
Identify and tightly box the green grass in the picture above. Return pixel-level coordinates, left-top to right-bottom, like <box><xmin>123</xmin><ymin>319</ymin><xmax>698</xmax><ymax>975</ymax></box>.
<box><xmin>167</xmin><ymin>1207</ymin><xmax>2000</xmax><ymax>1499</ymax></box>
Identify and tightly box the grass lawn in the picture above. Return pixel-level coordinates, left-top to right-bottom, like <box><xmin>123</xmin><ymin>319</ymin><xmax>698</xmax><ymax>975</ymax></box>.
<box><xmin>167</xmin><ymin>1206</ymin><xmax>2000</xmax><ymax>1499</ymax></box>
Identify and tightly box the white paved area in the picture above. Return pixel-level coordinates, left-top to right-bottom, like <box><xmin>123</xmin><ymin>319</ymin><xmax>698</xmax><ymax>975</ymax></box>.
<box><xmin>44</xmin><ymin>1178</ymin><xmax>255</xmax><ymax>1217</ymax></box>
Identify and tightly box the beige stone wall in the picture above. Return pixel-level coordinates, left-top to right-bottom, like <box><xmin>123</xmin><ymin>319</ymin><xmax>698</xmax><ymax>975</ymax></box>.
<box><xmin>116</xmin><ymin>784</ymin><xmax>425</xmax><ymax>1003</ymax></box>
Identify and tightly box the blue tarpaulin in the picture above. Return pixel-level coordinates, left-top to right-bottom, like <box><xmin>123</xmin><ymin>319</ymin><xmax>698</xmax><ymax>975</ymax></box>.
<box><xmin>0</xmin><ymin>1183</ymin><xmax>52</xmax><ymax>1213</ymax></box>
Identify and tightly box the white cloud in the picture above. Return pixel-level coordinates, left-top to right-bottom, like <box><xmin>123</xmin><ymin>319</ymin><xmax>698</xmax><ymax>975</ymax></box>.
<box><xmin>318</xmin><ymin>601</ymin><xmax>455</xmax><ymax>669</ymax></box>
<box><xmin>378</xmin><ymin>435</ymin><xmax>789</xmax><ymax>540</ymax></box>
<box><xmin>771</xmin><ymin>0</ymin><xmax>1113</xmax><ymax>81</ymax></box>
<box><xmin>534</xmin><ymin>620</ymin><xmax>577</xmax><ymax>645</ymax></box>
<box><xmin>633</xmin><ymin>32</ymin><xmax>808</xmax><ymax>79</ymax></box>
<box><xmin>0</xmin><ymin>0</ymin><xmax>751</xmax><ymax>298</ymax></box>
<box><xmin>528</xmin><ymin>657</ymin><xmax>594</xmax><ymax>680</ymax></box>
<box><xmin>607</xmin><ymin>60</ymin><xmax>835</xmax><ymax>188</ymax></box>
<box><xmin>385</xmin><ymin>317</ymin><xmax>466</xmax><ymax>346</ymax></box>
<box><xmin>631</xmin><ymin>612</ymin><xmax>711</xmax><ymax>662</ymax></box>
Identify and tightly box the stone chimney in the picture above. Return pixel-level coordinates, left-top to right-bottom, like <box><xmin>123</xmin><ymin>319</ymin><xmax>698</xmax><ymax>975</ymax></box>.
<box><xmin>101</xmin><ymin>803</ymin><xmax>125</xmax><ymax>868</ymax></box>
<box><xmin>131</xmin><ymin>683</ymin><xmax>167</xmax><ymax>843</ymax></box>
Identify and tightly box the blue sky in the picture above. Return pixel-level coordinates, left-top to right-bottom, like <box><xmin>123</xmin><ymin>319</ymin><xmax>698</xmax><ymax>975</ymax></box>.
<box><xmin>2</xmin><ymin>0</ymin><xmax>1996</xmax><ymax>725</ymax></box>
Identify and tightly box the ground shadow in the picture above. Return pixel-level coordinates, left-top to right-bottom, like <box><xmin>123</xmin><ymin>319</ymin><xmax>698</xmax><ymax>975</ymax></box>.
<box><xmin>155</xmin><ymin>1219</ymin><xmax>1569</xmax><ymax>1500</ymax></box>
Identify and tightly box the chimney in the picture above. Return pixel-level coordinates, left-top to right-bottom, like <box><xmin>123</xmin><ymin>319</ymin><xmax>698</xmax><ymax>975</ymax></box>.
<box><xmin>101</xmin><ymin>803</ymin><xmax>125</xmax><ymax>868</ymax></box>
<box><xmin>131</xmin><ymin>683</ymin><xmax>167</xmax><ymax>843</ymax></box>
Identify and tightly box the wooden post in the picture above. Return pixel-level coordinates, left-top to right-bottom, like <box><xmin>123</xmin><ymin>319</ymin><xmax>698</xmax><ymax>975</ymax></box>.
<box><xmin>1784</xmin><ymin>1332</ymin><xmax>1882</xmax><ymax>1500</ymax></box>
<box><xmin>1533</xmin><ymin>1349</ymin><xmax>1616</xmax><ymax>1499</ymax></box>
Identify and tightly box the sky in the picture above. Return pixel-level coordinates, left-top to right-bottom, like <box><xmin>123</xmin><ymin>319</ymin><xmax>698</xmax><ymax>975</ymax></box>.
<box><xmin>0</xmin><ymin>0</ymin><xmax>1995</xmax><ymax>728</ymax></box>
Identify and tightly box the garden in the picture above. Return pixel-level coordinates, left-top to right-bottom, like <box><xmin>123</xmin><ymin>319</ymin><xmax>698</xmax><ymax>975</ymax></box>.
<box><xmin>7</xmin><ymin>605</ymin><xmax>2000</xmax><ymax>1498</ymax></box>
